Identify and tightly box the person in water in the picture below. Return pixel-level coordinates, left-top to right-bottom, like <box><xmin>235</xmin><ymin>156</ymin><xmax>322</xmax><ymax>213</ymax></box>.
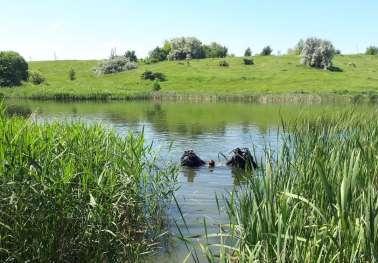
<box><xmin>208</xmin><ymin>160</ymin><xmax>215</xmax><ymax>168</ymax></box>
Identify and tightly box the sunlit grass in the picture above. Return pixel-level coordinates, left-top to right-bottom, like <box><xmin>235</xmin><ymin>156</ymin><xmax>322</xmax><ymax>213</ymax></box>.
<box><xmin>1</xmin><ymin>55</ymin><xmax>378</xmax><ymax>100</ymax></box>
<box><xmin>0</xmin><ymin>104</ymin><xmax>177</xmax><ymax>262</ymax></box>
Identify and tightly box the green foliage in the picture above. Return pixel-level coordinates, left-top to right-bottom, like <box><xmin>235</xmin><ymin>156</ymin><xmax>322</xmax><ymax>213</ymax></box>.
<box><xmin>365</xmin><ymin>46</ymin><xmax>378</xmax><ymax>55</ymax></box>
<box><xmin>167</xmin><ymin>37</ymin><xmax>205</xmax><ymax>60</ymax></box>
<box><xmin>0</xmin><ymin>107</ymin><xmax>177</xmax><ymax>262</ymax></box>
<box><xmin>152</xmin><ymin>79</ymin><xmax>161</xmax><ymax>91</ymax></box>
<box><xmin>0</xmin><ymin>51</ymin><xmax>28</xmax><ymax>87</ymax></box>
<box><xmin>94</xmin><ymin>56</ymin><xmax>137</xmax><ymax>75</ymax></box>
<box><xmin>124</xmin><ymin>50</ymin><xmax>138</xmax><ymax>62</ymax></box>
<box><xmin>218</xmin><ymin>60</ymin><xmax>229</xmax><ymax>67</ymax></box>
<box><xmin>260</xmin><ymin>46</ymin><xmax>273</xmax><ymax>56</ymax></box>
<box><xmin>203</xmin><ymin>42</ymin><xmax>228</xmax><ymax>58</ymax></box>
<box><xmin>243</xmin><ymin>58</ymin><xmax>254</xmax><ymax>65</ymax></box>
<box><xmin>141</xmin><ymin>70</ymin><xmax>166</xmax><ymax>81</ymax></box>
<box><xmin>301</xmin><ymin>37</ymin><xmax>336</xmax><ymax>69</ymax></box>
<box><xmin>28</xmin><ymin>70</ymin><xmax>45</xmax><ymax>85</ymax></box>
<box><xmin>68</xmin><ymin>68</ymin><xmax>76</xmax><ymax>81</ymax></box>
<box><xmin>244</xmin><ymin>47</ymin><xmax>252</xmax><ymax>57</ymax></box>
<box><xmin>149</xmin><ymin>47</ymin><xmax>169</xmax><ymax>62</ymax></box>
<box><xmin>194</xmin><ymin>113</ymin><xmax>378</xmax><ymax>262</ymax></box>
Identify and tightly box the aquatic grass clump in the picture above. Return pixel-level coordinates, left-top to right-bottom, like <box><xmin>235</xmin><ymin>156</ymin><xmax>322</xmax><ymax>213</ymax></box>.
<box><xmin>193</xmin><ymin>112</ymin><xmax>378</xmax><ymax>262</ymax></box>
<box><xmin>0</xmin><ymin>106</ymin><xmax>177</xmax><ymax>262</ymax></box>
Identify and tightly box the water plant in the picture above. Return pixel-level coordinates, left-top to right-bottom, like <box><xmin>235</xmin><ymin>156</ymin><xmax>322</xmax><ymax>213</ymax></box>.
<box><xmin>0</xmin><ymin>104</ymin><xmax>177</xmax><ymax>262</ymax></box>
<box><xmin>184</xmin><ymin>112</ymin><xmax>378</xmax><ymax>262</ymax></box>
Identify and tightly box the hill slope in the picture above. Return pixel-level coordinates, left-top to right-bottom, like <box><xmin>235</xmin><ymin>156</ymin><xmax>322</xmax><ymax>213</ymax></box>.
<box><xmin>1</xmin><ymin>55</ymin><xmax>378</xmax><ymax>100</ymax></box>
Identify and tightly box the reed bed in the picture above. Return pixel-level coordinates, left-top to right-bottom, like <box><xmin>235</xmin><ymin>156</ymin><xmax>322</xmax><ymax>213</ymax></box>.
<box><xmin>190</xmin><ymin>112</ymin><xmax>378</xmax><ymax>262</ymax></box>
<box><xmin>0</xmin><ymin>105</ymin><xmax>177</xmax><ymax>262</ymax></box>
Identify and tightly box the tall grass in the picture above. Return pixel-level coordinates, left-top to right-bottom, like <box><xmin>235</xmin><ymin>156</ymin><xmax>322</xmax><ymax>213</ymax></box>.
<box><xmin>0</xmin><ymin>105</ymin><xmax>177</xmax><ymax>262</ymax></box>
<box><xmin>193</xmin><ymin>112</ymin><xmax>378</xmax><ymax>262</ymax></box>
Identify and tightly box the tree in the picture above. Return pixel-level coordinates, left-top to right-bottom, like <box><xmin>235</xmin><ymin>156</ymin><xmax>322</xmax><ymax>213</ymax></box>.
<box><xmin>203</xmin><ymin>42</ymin><xmax>228</xmax><ymax>58</ymax></box>
<box><xmin>244</xmin><ymin>47</ymin><xmax>252</xmax><ymax>57</ymax></box>
<box><xmin>300</xmin><ymin>37</ymin><xmax>336</xmax><ymax>69</ymax></box>
<box><xmin>260</xmin><ymin>46</ymin><xmax>273</xmax><ymax>56</ymax></box>
<box><xmin>0</xmin><ymin>51</ymin><xmax>28</xmax><ymax>87</ymax></box>
<box><xmin>124</xmin><ymin>50</ymin><xmax>137</xmax><ymax>62</ymax></box>
<box><xmin>167</xmin><ymin>37</ymin><xmax>205</xmax><ymax>60</ymax></box>
<box><xmin>149</xmin><ymin>47</ymin><xmax>169</xmax><ymax>62</ymax></box>
<box><xmin>365</xmin><ymin>46</ymin><xmax>378</xmax><ymax>55</ymax></box>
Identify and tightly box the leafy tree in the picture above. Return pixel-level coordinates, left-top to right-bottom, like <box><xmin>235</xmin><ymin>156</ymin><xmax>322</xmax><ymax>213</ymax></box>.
<box><xmin>244</xmin><ymin>47</ymin><xmax>252</xmax><ymax>57</ymax></box>
<box><xmin>260</xmin><ymin>46</ymin><xmax>273</xmax><ymax>56</ymax></box>
<box><xmin>301</xmin><ymin>37</ymin><xmax>336</xmax><ymax>69</ymax></box>
<box><xmin>167</xmin><ymin>37</ymin><xmax>205</xmax><ymax>60</ymax></box>
<box><xmin>366</xmin><ymin>46</ymin><xmax>378</xmax><ymax>55</ymax></box>
<box><xmin>124</xmin><ymin>50</ymin><xmax>138</xmax><ymax>62</ymax></box>
<box><xmin>149</xmin><ymin>47</ymin><xmax>169</xmax><ymax>62</ymax></box>
<box><xmin>0</xmin><ymin>51</ymin><xmax>28</xmax><ymax>87</ymax></box>
<box><xmin>203</xmin><ymin>42</ymin><xmax>228</xmax><ymax>58</ymax></box>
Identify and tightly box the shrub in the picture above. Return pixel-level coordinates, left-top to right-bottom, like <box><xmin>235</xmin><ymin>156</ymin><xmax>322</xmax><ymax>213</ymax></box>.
<box><xmin>219</xmin><ymin>60</ymin><xmax>229</xmax><ymax>67</ymax></box>
<box><xmin>94</xmin><ymin>56</ymin><xmax>137</xmax><ymax>75</ymax></box>
<box><xmin>244</xmin><ymin>47</ymin><xmax>252</xmax><ymax>57</ymax></box>
<box><xmin>28</xmin><ymin>70</ymin><xmax>45</xmax><ymax>85</ymax></box>
<box><xmin>335</xmin><ymin>49</ymin><xmax>341</xmax><ymax>55</ymax></box>
<box><xmin>125</xmin><ymin>50</ymin><xmax>138</xmax><ymax>62</ymax></box>
<box><xmin>365</xmin><ymin>46</ymin><xmax>378</xmax><ymax>55</ymax></box>
<box><xmin>0</xmin><ymin>51</ymin><xmax>28</xmax><ymax>87</ymax></box>
<box><xmin>141</xmin><ymin>71</ymin><xmax>166</xmax><ymax>81</ymax></box>
<box><xmin>167</xmin><ymin>37</ymin><xmax>205</xmax><ymax>60</ymax></box>
<box><xmin>243</xmin><ymin>58</ymin><xmax>254</xmax><ymax>65</ymax></box>
<box><xmin>152</xmin><ymin>80</ymin><xmax>161</xmax><ymax>91</ymax></box>
<box><xmin>149</xmin><ymin>47</ymin><xmax>169</xmax><ymax>62</ymax></box>
<box><xmin>203</xmin><ymin>42</ymin><xmax>228</xmax><ymax>58</ymax></box>
<box><xmin>300</xmin><ymin>37</ymin><xmax>336</xmax><ymax>69</ymax></box>
<box><xmin>68</xmin><ymin>68</ymin><xmax>76</xmax><ymax>81</ymax></box>
<box><xmin>260</xmin><ymin>46</ymin><xmax>273</xmax><ymax>56</ymax></box>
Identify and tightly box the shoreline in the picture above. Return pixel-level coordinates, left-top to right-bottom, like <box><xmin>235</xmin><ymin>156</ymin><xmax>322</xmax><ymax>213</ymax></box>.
<box><xmin>2</xmin><ymin>91</ymin><xmax>377</xmax><ymax>104</ymax></box>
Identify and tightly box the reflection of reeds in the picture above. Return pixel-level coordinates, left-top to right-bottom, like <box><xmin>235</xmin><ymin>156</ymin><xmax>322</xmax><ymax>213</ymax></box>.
<box><xmin>179</xmin><ymin>112</ymin><xmax>378</xmax><ymax>262</ymax></box>
<box><xmin>0</xmin><ymin>104</ymin><xmax>178</xmax><ymax>262</ymax></box>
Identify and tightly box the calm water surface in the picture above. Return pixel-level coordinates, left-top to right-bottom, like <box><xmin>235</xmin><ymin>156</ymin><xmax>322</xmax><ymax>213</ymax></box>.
<box><xmin>6</xmin><ymin>99</ymin><xmax>370</xmax><ymax>262</ymax></box>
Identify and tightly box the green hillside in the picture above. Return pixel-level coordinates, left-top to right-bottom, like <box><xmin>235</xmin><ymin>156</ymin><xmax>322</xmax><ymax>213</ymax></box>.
<box><xmin>2</xmin><ymin>55</ymin><xmax>378</xmax><ymax>100</ymax></box>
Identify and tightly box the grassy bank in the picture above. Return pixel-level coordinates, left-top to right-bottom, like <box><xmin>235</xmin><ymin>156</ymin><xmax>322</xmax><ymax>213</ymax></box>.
<box><xmin>1</xmin><ymin>55</ymin><xmax>378</xmax><ymax>101</ymax></box>
<box><xmin>188</xmin><ymin>113</ymin><xmax>378</xmax><ymax>262</ymax></box>
<box><xmin>0</xmin><ymin>105</ymin><xmax>177</xmax><ymax>262</ymax></box>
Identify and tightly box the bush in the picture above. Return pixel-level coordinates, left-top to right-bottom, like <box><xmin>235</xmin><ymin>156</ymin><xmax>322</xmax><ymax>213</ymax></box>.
<box><xmin>260</xmin><ymin>46</ymin><xmax>273</xmax><ymax>56</ymax></box>
<box><xmin>125</xmin><ymin>50</ymin><xmax>138</xmax><ymax>62</ymax></box>
<box><xmin>219</xmin><ymin>60</ymin><xmax>229</xmax><ymax>67</ymax></box>
<box><xmin>300</xmin><ymin>37</ymin><xmax>336</xmax><ymax>69</ymax></box>
<box><xmin>167</xmin><ymin>37</ymin><xmax>205</xmax><ymax>60</ymax></box>
<box><xmin>152</xmin><ymin>80</ymin><xmax>161</xmax><ymax>91</ymax></box>
<box><xmin>68</xmin><ymin>68</ymin><xmax>76</xmax><ymax>81</ymax></box>
<box><xmin>148</xmin><ymin>47</ymin><xmax>169</xmax><ymax>62</ymax></box>
<box><xmin>94</xmin><ymin>56</ymin><xmax>137</xmax><ymax>75</ymax></box>
<box><xmin>365</xmin><ymin>46</ymin><xmax>378</xmax><ymax>55</ymax></box>
<box><xmin>141</xmin><ymin>71</ymin><xmax>166</xmax><ymax>81</ymax></box>
<box><xmin>244</xmin><ymin>47</ymin><xmax>252</xmax><ymax>57</ymax></box>
<box><xmin>28</xmin><ymin>70</ymin><xmax>45</xmax><ymax>85</ymax></box>
<box><xmin>243</xmin><ymin>58</ymin><xmax>254</xmax><ymax>65</ymax></box>
<box><xmin>203</xmin><ymin>42</ymin><xmax>228</xmax><ymax>58</ymax></box>
<box><xmin>0</xmin><ymin>51</ymin><xmax>28</xmax><ymax>87</ymax></box>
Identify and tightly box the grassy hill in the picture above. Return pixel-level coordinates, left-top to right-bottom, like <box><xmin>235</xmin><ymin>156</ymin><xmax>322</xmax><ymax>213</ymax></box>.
<box><xmin>2</xmin><ymin>55</ymin><xmax>378</xmax><ymax>100</ymax></box>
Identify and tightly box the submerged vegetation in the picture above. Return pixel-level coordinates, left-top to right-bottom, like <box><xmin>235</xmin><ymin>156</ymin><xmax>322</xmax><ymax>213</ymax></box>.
<box><xmin>0</xmin><ymin>105</ymin><xmax>177</xmax><ymax>262</ymax></box>
<box><xmin>188</xmin><ymin>113</ymin><xmax>378</xmax><ymax>262</ymax></box>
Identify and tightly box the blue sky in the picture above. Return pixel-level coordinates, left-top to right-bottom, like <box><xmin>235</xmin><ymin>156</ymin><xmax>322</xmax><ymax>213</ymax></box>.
<box><xmin>1</xmin><ymin>0</ymin><xmax>377</xmax><ymax>60</ymax></box>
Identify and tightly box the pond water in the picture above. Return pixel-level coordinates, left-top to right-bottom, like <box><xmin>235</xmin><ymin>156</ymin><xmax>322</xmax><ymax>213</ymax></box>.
<box><xmin>5</xmin><ymin>99</ymin><xmax>373</xmax><ymax>262</ymax></box>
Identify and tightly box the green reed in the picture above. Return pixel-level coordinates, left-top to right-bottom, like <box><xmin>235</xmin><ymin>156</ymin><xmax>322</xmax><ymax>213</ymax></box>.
<box><xmin>0</xmin><ymin>105</ymin><xmax>177</xmax><ymax>262</ymax></box>
<box><xmin>189</xmin><ymin>112</ymin><xmax>378</xmax><ymax>262</ymax></box>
